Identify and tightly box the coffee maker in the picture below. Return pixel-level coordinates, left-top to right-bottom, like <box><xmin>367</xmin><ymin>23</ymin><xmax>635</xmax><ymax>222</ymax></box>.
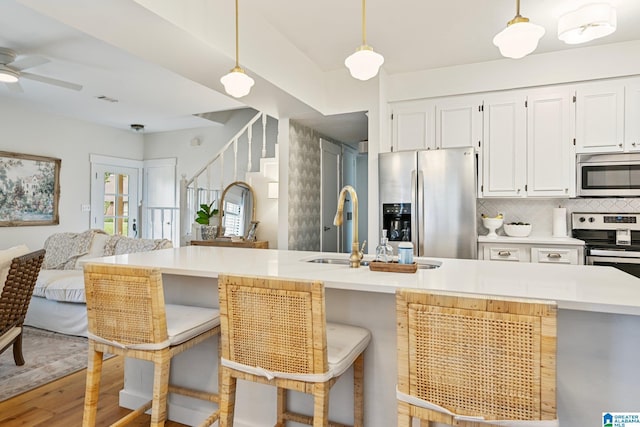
<box><xmin>382</xmin><ymin>203</ymin><xmax>411</xmax><ymax>245</ymax></box>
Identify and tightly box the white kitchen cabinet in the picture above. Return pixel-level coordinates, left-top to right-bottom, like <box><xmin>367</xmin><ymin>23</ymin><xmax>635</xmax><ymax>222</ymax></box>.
<box><xmin>388</xmin><ymin>99</ymin><xmax>435</xmax><ymax>152</ymax></box>
<box><xmin>482</xmin><ymin>244</ymin><xmax>530</xmax><ymax>262</ymax></box>
<box><xmin>527</xmin><ymin>87</ymin><xmax>575</xmax><ymax>197</ymax></box>
<box><xmin>389</xmin><ymin>95</ymin><xmax>482</xmax><ymax>153</ymax></box>
<box><xmin>480</xmin><ymin>88</ymin><xmax>574</xmax><ymax>198</ymax></box>
<box><xmin>435</xmin><ymin>95</ymin><xmax>483</xmax><ymax>150</ymax></box>
<box><xmin>575</xmin><ymin>81</ymin><xmax>625</xmax><ymax>153</ymax></box>
<box><xmin>478</xmin><ymin>239</ymin><xmax>584</xmax><ymax>265</ymax></box>
<box><xmin>625</xmin><ymin>82</ymin><xmax>640</xmax><ymax>151</ymax></box>
<box><xmin>481</xmin><ymin>92</ymin><xmax>527</xmax><ymax>197</ymax></box>
<box><xmin>531</xmin><ymin>247</ymin><xmax>580</xmax><ymax>265</ymax></box>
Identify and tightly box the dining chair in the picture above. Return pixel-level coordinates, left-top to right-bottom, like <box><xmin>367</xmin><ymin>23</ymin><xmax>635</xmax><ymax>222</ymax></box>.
<box><xmin>82</xmin><ymin>263</ymin><xmax>221</xmax><ymax>427</ymax></box>
<box><xmin>217</xmin><ymin>273</ymin><xmax>371</xmax><ymax>427</ymax></box>
<box><xmin>396</xmin><ymin>288</ymin><xmax>558</xmax><ymax>427</ymax></box>
<box><xmin>0</xmin><ymin>249</ymin><xmax>45</xmax><ymax>365</ymax></box>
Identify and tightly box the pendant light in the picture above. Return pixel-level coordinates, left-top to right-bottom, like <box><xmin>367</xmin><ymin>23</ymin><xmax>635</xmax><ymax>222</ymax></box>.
<box><xmin>220</xmin><ymin>0</ymin><xmax>254</xmax><ymax>98</ymax></box>
<box><xmin>558</xmin><ymin>3</ymin><xmax>617</xmax><ymax>45</ymax></box>
<box><xmin>345</xmin><ymin>0</ymin><xmax>384</xmax><ymax>81</ymax></box>
<box><xmin>493</xmin><ymin>0</ymin><xmax>545</xmax><ymax>59</ymax></box>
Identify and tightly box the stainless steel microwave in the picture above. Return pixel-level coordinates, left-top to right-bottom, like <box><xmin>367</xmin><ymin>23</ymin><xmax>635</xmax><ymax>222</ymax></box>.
<box><xmin>577</xmin><ymin>153</ymin><xmax>640</xmax><ymax>197</ymax></box>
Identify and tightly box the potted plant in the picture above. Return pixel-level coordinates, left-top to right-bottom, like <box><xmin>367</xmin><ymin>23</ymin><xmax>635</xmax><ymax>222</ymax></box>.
<box><xmin>195</xmin><ymin>201</ymin><xmax>219</xmax><ymax>240</ymax></box>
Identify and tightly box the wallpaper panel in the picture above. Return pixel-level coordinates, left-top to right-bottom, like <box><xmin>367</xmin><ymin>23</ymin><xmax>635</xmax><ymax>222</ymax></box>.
<box><xmin>288</xmin><ymin>121</ymin><xmax>321</xmax><ymax>251</ymax></box>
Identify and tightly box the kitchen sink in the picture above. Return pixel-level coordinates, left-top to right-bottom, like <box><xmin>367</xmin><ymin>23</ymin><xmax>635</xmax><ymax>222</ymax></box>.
<box><xmin>305</xmin><ymin>257</ymin><xmax>441</xmax><ymax>269</ymax></box>
<box><xmin>306</xmin><ymin>257</ymin><xmax>370</xmax><ymax>266</ymax></box>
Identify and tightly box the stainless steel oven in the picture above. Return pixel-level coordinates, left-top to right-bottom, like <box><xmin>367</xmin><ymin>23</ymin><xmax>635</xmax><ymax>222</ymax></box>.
<box><xmin>577</xmin><ymin>153</ymin><xmax>640</xmax><ymax>197</ymax></box>
<box><xmin>572</xmin><ymin>213</ymin><xmax>640</xmax><ymax>278</ymax></box>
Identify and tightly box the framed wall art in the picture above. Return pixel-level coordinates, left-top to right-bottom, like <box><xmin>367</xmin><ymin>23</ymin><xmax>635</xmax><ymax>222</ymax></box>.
<box><xmin>0</xmin><ymin>151</ymin><xmax>61</xmax><ymax>226</ymax></box>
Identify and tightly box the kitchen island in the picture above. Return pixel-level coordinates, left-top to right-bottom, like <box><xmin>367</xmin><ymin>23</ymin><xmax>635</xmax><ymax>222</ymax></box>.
<box><xmin>89</xmin><ymin>246</ymin><xmax>640</xmax><ymax>427</ymax></box>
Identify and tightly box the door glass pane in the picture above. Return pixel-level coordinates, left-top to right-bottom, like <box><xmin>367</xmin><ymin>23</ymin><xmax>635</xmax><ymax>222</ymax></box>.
<box><xmin>103</xmin><ymin>172</ymin><xmax>132</xmax><ymax>236</ymax></box>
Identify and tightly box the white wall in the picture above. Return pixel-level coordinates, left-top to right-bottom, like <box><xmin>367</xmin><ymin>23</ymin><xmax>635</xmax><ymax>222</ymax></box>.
<box><xmin>141</xmin><ymin>109</ymin><xmax>263</xmax><ymax>183</ymax></box>
<box><xmin>0</xmin><ymin>98</ymin><xmax>144</xmax><ymax>251</ymax></box>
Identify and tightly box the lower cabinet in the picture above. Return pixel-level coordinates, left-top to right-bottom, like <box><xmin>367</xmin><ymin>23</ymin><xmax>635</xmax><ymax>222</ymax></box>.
<box><xmin>479</xmin><ymin>242</ymin><xmax>584</xmax><ymax>265</ymax></box>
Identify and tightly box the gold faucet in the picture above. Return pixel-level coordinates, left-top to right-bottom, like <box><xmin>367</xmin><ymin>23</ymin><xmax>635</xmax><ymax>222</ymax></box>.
<box><xmin>334</xmin><ymin>185</ymin><xmax>366</xmax><ymax>268</ymax></box>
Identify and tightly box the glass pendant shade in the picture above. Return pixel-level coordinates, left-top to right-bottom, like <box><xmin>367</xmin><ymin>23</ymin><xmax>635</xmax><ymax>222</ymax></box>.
<box><xmin>493</xmin><ymin>21</ymin><xmax>545</xmax><ymax>59</ymax></box>
<box><xmin>558</xmin><ymin>3</ymin><xmax>616</xmax><ymax>45</ymax></box>
<box><xmin>345</xmin><ymin>46</ymin><xmax>384</xmax><ymax>81</ymax></box>
<box><xmin>0</xmin><ymin>66</ymin><xmax>19</xmax><ymax>83</ymax></box>
<box><xmin>220</xmin><ymin>66</ymin><xmax>254</xmax><ymax>98</ymax></box>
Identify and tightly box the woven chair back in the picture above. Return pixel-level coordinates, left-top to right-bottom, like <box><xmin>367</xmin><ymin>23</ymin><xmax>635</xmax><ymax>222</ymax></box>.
<box><xmin>0</xmin><ymin>249</ymin><xmax>45</xmax><ymax>335</ymax></box>
<box><xmin>218</xmin><ymin>274</ymin><xmax>328</xmax><ymax>375</ymax></box>
<box><xmin>397</xmin><ymin>289</ymin><xmax>557</xmax><ymax>422</ymax></box>
<box><xmin>84</xmin><ymin>264</ymin><xmax>168</xmax><ymax>346</ymax></box>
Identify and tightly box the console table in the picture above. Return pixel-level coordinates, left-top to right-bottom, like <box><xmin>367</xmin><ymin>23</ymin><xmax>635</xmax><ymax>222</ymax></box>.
<box><xmin>189</xmin><ymin>239</ymin><xmax>269</xmax><ymax>249</ymax></box>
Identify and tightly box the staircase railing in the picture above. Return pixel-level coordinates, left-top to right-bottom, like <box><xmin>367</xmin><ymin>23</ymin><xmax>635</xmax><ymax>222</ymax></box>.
<box><xmin>179</xmin><ymin>111</ymin><xmax>270</xmax><ymax>245</ymax></box>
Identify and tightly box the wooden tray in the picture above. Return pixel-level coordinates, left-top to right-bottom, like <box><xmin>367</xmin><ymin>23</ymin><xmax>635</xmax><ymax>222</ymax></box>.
<box><xmin>369</xmin><ymin>261</ymin><xmax>417</xmax><ymax>273</ymax></box>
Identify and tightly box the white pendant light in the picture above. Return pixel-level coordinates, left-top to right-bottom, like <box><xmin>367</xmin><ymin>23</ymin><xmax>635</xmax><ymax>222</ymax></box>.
<box><xmin>493</xmin><ymin>0</ymin><xmax>545</xmax><ymax>59</ymax></box>
<box><xmin>345</xmin><ymin>0</ymin><xmax>384</xmax><ymax>81</ymax></box>
<box><xmin>220</xmin><ymin>0</ymin><xmax>254</xmax><ymax>98</ymax></box>
<box><xmin>558</xmin><ymin>3</ymin><xmax>617</xmax><ymax>45</ymax></box>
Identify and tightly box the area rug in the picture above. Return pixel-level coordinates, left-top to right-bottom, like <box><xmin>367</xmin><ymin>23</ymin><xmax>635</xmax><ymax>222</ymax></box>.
<box><xmin>0</xmin><ymin>326</ymin><xmax>96</xmax><ymax>402</ymax></box>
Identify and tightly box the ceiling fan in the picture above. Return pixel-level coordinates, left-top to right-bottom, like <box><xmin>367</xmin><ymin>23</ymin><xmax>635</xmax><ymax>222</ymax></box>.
<box><xmin>0</xmin><ymin>47</ymin><xmax>82</xmax><ymax>92</ymax></box>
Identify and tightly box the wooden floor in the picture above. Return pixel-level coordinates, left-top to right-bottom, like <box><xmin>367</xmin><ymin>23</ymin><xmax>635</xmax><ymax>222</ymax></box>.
<box><xmin>0</xmin><ymin>356</ymin><xmax>188</xmax><ymax>426</ymax></box>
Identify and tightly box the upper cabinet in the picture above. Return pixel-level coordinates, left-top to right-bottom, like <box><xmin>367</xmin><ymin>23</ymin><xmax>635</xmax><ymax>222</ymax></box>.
<box><xmin>388</xmin><ymin>99</ymin><xmax>434</xmax><ymax>152</ymax></box>
<box><xmin>388</xmin><ymin>95</ymin><xmax>482</xmax><ymax>153</ymax></box>
<box><xmin>481</xmin><ymin>87</ymin><xmax>575</xmax><ymax>198</ymax></box>
<box><xmin>435</xmin><ymin>96</ymin><xmax>483</xmax><ymax>150</ymax></box>
<box><xmin>575</xmin><ymin>81</ymin><xmax>625</xmax><ymax>153</ymax></box>
<box><xmin>481</xmin><ymin>92</ymin><xmax>527</xmax><ymax>197</ymax></box>
<box><xmin>526</xmin><ymin>87</ymin><xmax>575</xmax><ymax>197</ymax></box>
<box><xmin>626</xmin><ymin>82</ymin><xmax>640</xmax><ymax>151</ymax></box>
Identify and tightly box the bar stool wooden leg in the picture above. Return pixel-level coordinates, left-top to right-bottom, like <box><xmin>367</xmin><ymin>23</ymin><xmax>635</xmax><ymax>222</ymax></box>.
<box><xmin>353</xmin><ymin>353</ymin><xmax>364</xmax><ymax>427</ymax></box>
<box><xmin>82</xmin><ymin>342</ymin><xmax>104</xmax><ymax>427</ymax></box>
<box><xmin>276</xmin><ymin>387</ymin><xmax>287</xmax><ymax>426</ymax></box>
<box><xmin>312</xmin><ymin>382</ymin><xmax>330</xmax><ymax>427</ymax></box>
<box><xmin>150</xmin><ymin>352</ymin><xmax>171</xmax><ymax>427</ymax></box>
<box><xmin>219</xmin><ymin>369</ymin><xmax>237</xmax><ymax>427</ymax></box>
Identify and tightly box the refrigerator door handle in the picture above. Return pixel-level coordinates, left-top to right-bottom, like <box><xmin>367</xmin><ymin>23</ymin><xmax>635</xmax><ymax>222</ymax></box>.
<box><xmin>415</xmin><ymin>170</ymin><xmax>424</xmax><ymax>257</ymax></box>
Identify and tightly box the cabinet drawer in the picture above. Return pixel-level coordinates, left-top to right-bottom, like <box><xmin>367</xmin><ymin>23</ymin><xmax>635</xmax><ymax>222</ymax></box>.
<box><xmin>531</xmin><ymin>247</ymin><xmax>579</xmax><ymax>265</ymax></box>
<box><xmin>484</xmin><ymin>246</ymin><xmax>527</xmax><ymax>262</ymax></box>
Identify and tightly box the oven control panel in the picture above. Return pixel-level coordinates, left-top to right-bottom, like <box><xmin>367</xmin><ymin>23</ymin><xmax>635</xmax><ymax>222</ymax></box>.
<box><xmin>572</xmin><ymin>213</ymin><xmax>640</xmax><ymax>230</ymax></box>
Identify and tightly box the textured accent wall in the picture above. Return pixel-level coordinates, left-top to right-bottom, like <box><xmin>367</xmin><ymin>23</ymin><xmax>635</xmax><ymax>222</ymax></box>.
<box><xmin>477</xmin><ymin>198</ymin><xmax>640</xmax><ymax>237</ymax></box>
<box><xmin>288</xmin><ymin>121</ymin><xmax>321</xmax><ymax>251</ymax></box>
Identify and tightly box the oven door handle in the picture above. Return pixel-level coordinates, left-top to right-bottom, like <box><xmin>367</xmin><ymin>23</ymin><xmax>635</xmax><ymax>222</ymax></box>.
<box><xmin>589</xmin><ymin>249</ymin><xmax>640</xmax><ymax>258</ymax></box>
<box><xmin>587</xmin><ymin>255</ymin><xmax>640</xmax><ymax>265</ymax></box>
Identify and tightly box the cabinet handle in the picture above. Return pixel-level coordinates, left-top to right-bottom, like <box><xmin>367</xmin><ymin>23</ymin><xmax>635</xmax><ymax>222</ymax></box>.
<box><xmin>619</xmin><ymin>143</ymin><xmax>623</xmax><ymax>148</ymax></box>
<box><xmin>498</xmin><ymin>251</ymin><xmax>511</xmax><ymax>256</ymax></box>
<box><xmin>547</xmin><ymin>253</ymin><xmax>562</xmax><ymax>259</ymax></box>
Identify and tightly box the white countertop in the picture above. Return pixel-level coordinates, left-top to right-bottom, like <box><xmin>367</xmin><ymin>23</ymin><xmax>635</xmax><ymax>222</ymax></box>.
<box><xmin>89</xmin><ymin>246</ymin><xmax>640</xmax><ymax>316</ymax></box>
<box><xmin>477</xmin><ymin>235</ymin><xmax>585</xmax><ymax>245</ymax></box>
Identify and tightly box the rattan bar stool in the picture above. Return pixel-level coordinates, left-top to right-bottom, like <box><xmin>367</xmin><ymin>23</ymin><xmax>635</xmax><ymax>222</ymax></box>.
<box><xmin>82</xmin><ymin>263</ymin><xmax>221</xmax><ymax>427</ymax></box>
<box><xmin>217</xmin><ymin>274</ymin><xmax>371</xmax><ymax>427</ymax></box>
<box><xmin>396</xmin><ymin>289</ymin><xmax>558</xmax><ymax>427</ymax></box>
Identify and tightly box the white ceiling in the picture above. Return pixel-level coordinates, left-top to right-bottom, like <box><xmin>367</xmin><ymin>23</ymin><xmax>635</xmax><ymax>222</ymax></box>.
<box><xmin>1</xmin><ymin>0</ymin><xmax>639</xmax><ymax>142</ymax></box>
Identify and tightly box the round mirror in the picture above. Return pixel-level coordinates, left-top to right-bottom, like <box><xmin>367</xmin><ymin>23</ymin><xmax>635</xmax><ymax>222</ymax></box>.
<box><xmin>219</xmin><ymin>181</ymin><xmax>256</xmax><ymax>238</ymax></box>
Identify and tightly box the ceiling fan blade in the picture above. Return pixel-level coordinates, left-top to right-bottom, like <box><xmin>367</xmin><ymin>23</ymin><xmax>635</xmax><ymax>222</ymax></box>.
<box><xmin>21</xmin><ymin>72</ymin><xmax>82</xmax><ymax>91</ymax></box>
<box><xmin>5</xmin><ymin>81</ymin><xmax>24</xmax><ymax>93</ymax></box>
<box><xmin>11</xmin><ymin>55</ymin><xmax>50</xmax><ymax>71</ymax></box>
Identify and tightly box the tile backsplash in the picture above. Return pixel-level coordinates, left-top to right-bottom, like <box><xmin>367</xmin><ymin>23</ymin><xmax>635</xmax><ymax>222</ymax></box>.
<box><xmin>477</xmin><ymin>198</ymin><xmax>640</xmax><ymax>237</ymax></box>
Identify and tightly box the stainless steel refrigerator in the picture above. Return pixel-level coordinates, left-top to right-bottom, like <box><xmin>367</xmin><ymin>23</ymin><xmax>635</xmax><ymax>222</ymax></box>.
<box><xmin>379</xmin><ymin>147</ymin><xmax>477</xmax><ymax>259</ymax></box>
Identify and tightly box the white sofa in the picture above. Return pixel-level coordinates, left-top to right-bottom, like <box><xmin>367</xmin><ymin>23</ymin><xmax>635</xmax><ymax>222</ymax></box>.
<box><xmin>24</xmin><ymin>229</ymin><xmax>172</xmax><ymax>337</ymax></box>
